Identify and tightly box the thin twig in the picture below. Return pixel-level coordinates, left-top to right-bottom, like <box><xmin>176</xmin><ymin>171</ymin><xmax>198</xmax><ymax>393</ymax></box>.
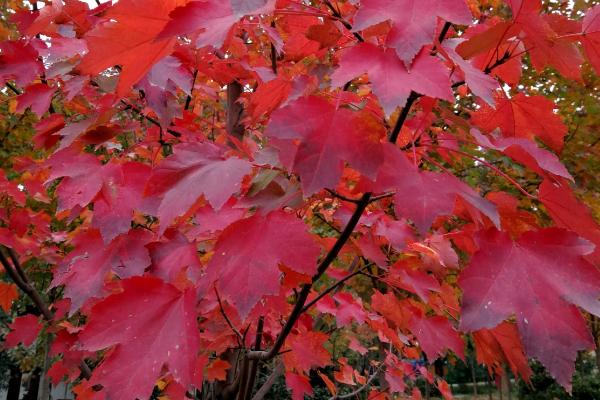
<box><xmin>323</xmin><ymin>0</ymin><xmax>364</xmax><ymax>42</ymax></box>
<box><xmin>389</xmin><ymin>91</ymin><xmax>419</xmax><ymax>144</ymax></box>
<box><xmin>215</xmin><ymin>286</ymin><xmax>244</xmax><ymax>347</ymax></box>
<box><xmin>247</xmin><ymin>192</ymin><xmax>372</xmax><ymax>361</ymax></box>
<box><xmin>5</xmin><ymin>82</ymin><xmax>21</xmax><ymax>95</ymax></box>
<box><xmin>120</xmin><ymin>100</ymin><xmax>182</xmax><ymax>138</ymax></box>
<box><xmin>329</xmin><ymin>364</ymin><xmax>385</xmax><ymax>400</ymax></box>
<box><xmin>184</xmin><ymin>69</ymin><xmax>198</xmax><ymax>111</ymax></box>
<box><xmin>301</xmin><ymin>263</ymin><xmax>373</xmax><ymax>313</ymax></box>
<box><xmin>434</xmin><ymin>145</ymin><xmax>537</xmax><ymax>199</ymax></box>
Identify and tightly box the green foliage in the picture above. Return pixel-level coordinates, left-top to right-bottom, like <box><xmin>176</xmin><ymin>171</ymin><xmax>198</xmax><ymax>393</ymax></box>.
<box><xmin>518</xmin><ymin>354</ymin><xmax>600</xmax><ymax>400</ymax></box>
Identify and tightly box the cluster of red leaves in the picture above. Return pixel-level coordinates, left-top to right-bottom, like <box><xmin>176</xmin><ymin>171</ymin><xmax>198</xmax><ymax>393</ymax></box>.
<box><xmin>1</xmin><ymin>0</ymin><xmax>600</xmax><ymax>399</ymax></box>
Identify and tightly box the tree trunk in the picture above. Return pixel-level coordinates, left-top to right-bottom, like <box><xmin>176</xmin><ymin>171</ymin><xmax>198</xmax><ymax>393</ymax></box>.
<box><xmin>7</xmin><ymin>366</ymin><xmax>22</xmax><ymax>400</ymax></box>
<box><xmin>37</xmin><ymin>336</ymin><xmax>52</xmax><ymax>400</ymax></box>
<box><xmin>470</xmin><ymin>358</ymin><xmax>478</xmax><ymax>397</ymax></box>
<box><xmin>22</xmin><ymin>369</ymin><xmax>41</xmax><ymax>400</ymax></box>
<box><xmin>486</xmin><ymin>373</ymin><xmax>493</xmax><ymax>400</ymax></box>
<box><xmin>226</xmin><ymin>81</ymin><xmax>244</xmax><ymax>141</ymax></box>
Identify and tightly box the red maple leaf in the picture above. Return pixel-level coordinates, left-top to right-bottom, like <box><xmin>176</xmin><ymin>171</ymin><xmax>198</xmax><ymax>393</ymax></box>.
<box><xmin>353</xmin><ymin>0</ymin><xmax>472</xmax><ymax>64</ymax></box>
<box><xmin>580</xmin><ymin>5</ymin><xmax>600</xmax><ymax>74</ymax></box>
<box><xmin>52</xmin><ymin>229</ymin><xmax>153</xmax><ymax>311</ymax></box>
<box><xmin>207</xmin><ymin>210</ymin><xmax>320</xmax><ymax>318</ymax></box>
<box><xmin>145</xmin><ymin>142</ymin><xmax>252</xmax><ymax>232</ymax></box>
<box><xmin>471</xmin><ymin>92</ymin><xmax>568</xmax><ymax>152</ymax></box>
<box><xmin>367</xmin><ymin>144</ymin><xmax>499</xmax><ymax>234</ymax></box>
<box><xmin>459</xmin><ymin>228</ymin><xmax>600</xmax><ymax>389</ymax></box>
<box><xmin>5</xmin><ymin>315</ymin><xmax>42</xmax><ymax>348</ymax></box>
<box><xmin>266</xmin><ymin>95</ymin><xmax>385</xmax><ymax>195</ymax></box>
<box><xmin>79</xmin><ymin>276</ymin><xmax>200</xmax><ymax>400</ymax></box>
<box><xmin>159</xmin><ymin>0</ymin><xmax>275</xmax><ymax>48</ymax></box>
<box><xmin>473</xmin><ymin>322</ymin><xmax>532</xmax><ymax>382</ymax></box>
<box><xmin>331</xmin><ymin>43</ymin><xmax>453</xmax><ymax>115</ymax></box>
<box><xmin>77</xmin><ymin>0</ymin><xmax>188</xmax><ymax>96</ymax></box>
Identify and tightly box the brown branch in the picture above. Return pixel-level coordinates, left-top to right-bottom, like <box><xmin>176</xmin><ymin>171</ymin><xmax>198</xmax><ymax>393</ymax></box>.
<box><xmin>328</xmin><ymin>365</ymin><xmax>384</xmax><ymax>400</ymax></box>
<box><xmin>370</xmin><ymin>192</ymin><xmax>395</xmax><ymax>202</ymax></box>
<box><xmin>0</xmin><ymin>247</ymin><xmax>52</xmax><ymax>321</ymax></box>
<box><xmin>391</xmin><ymin>37</ymin><xmax>515</xmax><ymax>145</ymax></box>
<box><xmin>120</xmin><ymin>100</ymin><xmax>182</xmax><ymax>138</ymax></box>
<box><xmin>388</xmin><ymin>91</ymin><xmax>419</xmax><ymax>144</ymax></box>
<box><xmin>323</xmin><ymin>0</ymin><xmax>364</xmax><ymax>42</ymax></box>
<box><xmin>215</xmin><ymin>286</ymin><xmax>244</xmax><ymax>347</ymax></box>
<box><xmin>247</xmin><ymin>192</ymin><xmax>372</xmax><ymax>361</ymax></box>
<box><xmin>270</xmin><ymin>21</ymin><xmax>278</xmax><ymax>75</ymax></box>
<box><xmin>250</xmin><ymin>361</ymin><xmax>284</xmax><ymax>400</ymax></box>
<box><xmin>226</xmin><ymin>81</ymin><xmax>245</xmax><ymax>141</ymax></box>
<box><xmin>301</xmin><ymin>263</ymin><xmax>372</xmax><ymax>313</ymax></box>
<box><xmin>5</xmin><ymin>82</ymin><xmax>21</xmax><ymax>95</ymax></box>
<box><xmin>0</xmin><ymin>246</ymin><xmax>93</xmax><ymax>380</ymax></box>
<box><xmin>184</xmin><ymin>69</ymin><xmax>198</xmax><ymax>111</ymax></box>
<box><xmin>242</xmin><ymin>317</ymin><xmax>264</xmax><ymax>400</ymax></box>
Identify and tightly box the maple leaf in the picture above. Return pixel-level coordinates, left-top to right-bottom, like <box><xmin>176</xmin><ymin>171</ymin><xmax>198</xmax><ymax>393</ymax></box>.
<box><xmin>5</xmin><ymin>314</ymin><xmax>42</xmax><ymax>348</ymax></box>
<box><xmin>52</xmin><ymin>229</ymin><xmax>153</xmax><ymax>311</ymax></box>
<box><xmin>580</xmin><ymin>5</ymin><xmax>600</xmax><ymax>74</ymax></box>
<box><xmin>79</xmin><ymin>276</ymin><xmax>200</xmax><ymax>400</ymax></box>
<box><xmin>265</xmin><ymin>96</ymin><xmax>385</xmax><ymax>195</ymax></box>
<box><xmin>470</xmin><ymin>129</ymin><xmax>572</xmax><ymax>180</ymax></box>
<box><xmin>15</xmin><ymin>83</ymin><xmax>54</xmax><ymax>117</ymax></box>
<box><xmin>159</xmin><ymin>0</ymin><xmax>275</xmax><ymax>48</ymax></box>
<box><xmin>148</xmin><ymin>229</ymin><xmax>202</xmax><ymax>283</ymax></box>
<box><xmin>368</xmin><ymin>144</ymin><xmax>499</xmax><ymax>234</ymax></box>
<box><xmin>286</xmin><ymin>372</ymin><xmax>313</xmax><ymax>400</ymax></box>
<box><xmin>145</xmin><ymin>142</ymin><xmax>252</xmax><ymax>232</ymax></box>
<box><xmin>508</xmin><ymin>0</ymin><xmax>583</xmax><ymax>80</ymax></box>
<box><xmin>77</xmin><ymin>0</ymin><xmax>187</xmax><ymax>96</ymax></box>
<box><xmin>353</xmin><ymin>0</ymin><xmax>472</xmax><ymax>64</ymax></box>
<box><xmin>409</xmin><ymin>312</ymin><xmax>464</xmax><ymax>361</ymax></box>
<box><xmin>207</xmin><ymin>210</ymin><xmax>320</xmax><ymax>318</ymax></box>
<box><xmin>0</xmin><ymin>41</ymin><xmax>42</xmax><ymax>87</ymax></box>
<box><xmin>471</xmin><ymin>92</ymin><xmax>568</xmax><ymax>152</ymax></box>
<box><xmin>473</xmin><ymin>322</ymin><xmax>532</xmax><ymax>381</ymax></box>
<box><xmin>45</xmin><ymin>148</ymin><xmax>106</xmax><ymax>212</ymax></box>
<box><xmin>331</xmin><ymin>43</ymin><xmax>453</xmax><ymax>116</ymax></box>
<box><xmin>283</xmin><ymin>331</ymin><xmax>330</xmax><ymax>374</ymax></box>
<box><xmin>459</xmin><ymin>228</ymin><xmax>600</xmax><ymax>389</ymax></box>
<box><xmin>0</xmin><ymin>282</ymin><xmax>18</xmax><ymax>312</ymax></box>
<box><xmin>92</xmin><ymin>162</ymin><xmax>152</xmax><ymax>243</ymax></box>
<box><xmin>539</xmin><ymin>178</ymin><xmax>600</xmax><ymax>265</ymax></box>
<box><xmin>442</xmin><ymin>40</ymin><xmax>498</xmax><ymax>105</ymax></box>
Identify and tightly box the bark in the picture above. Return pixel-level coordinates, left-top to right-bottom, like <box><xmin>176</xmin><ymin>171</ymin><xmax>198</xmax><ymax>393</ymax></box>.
<box><xmin>37</xmin><ymin>336</ymin><xmax>52</xmax><ymax>400</ymax></box>
<box><xmin>226</xmin><ymin>81</ymin><xmax>244</xmax><ymax>141</ymax></box>
<box><xmin>22</xmin><ymin>369</ymin><xmax>41</xmax><ymax>400</ymax></box>
<box><xmin>7</xmin><ymin>366</ymin><xmax>22</xmax><ymax>400</ymax></box>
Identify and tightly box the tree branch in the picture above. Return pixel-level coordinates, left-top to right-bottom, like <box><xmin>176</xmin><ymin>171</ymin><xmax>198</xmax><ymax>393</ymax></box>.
<box><xmin>242</xmin><ymin>317</ymin><xmax>264</xmax><ymax>400</ymax></box>
<box><xmin>388</xmin><ymin>91</ymin><xmax>419</xmax><ymax>144</ymax></box>
<box><xmin>250</xmin><ymin>361</ymin><xmax>284</xmax><ymax>400</ymax></box>
<box><xmin>328</xmin><ymin>365</ymin><xmax>384</xmax><ymax>400</ymax></box>
<box><xmin>5</xmin><ymin>82</ymin><xmax>21</xmax><ymax>95</ymax></box>
<box><xmin>301</xmin><ymin>264</ymin><xmax>372</xmax><ymax>313</ymax></box>
<box><xmin>184</xmin><ymin>69</ymin><xmax>198</xmax><ymax>111</ymax></box>
<box><xmin>323</xmin><ymin>0</ymin><xmax>364</xmax><ymax>42</ymax></box>
<box><xmin>120</xmin><ymin>100</ymin><xmax>182</xmax><ymax>138</ymax></box>
<box><xmin>215</xmin><ymin>286</ymin><xmax>244</xmax><ymax>347</ymax></box>
<box><xmin>0</xmin><ymin>246</ymin><xmax>92</xmax><ymax>380</ymax></box>
<box><xmin>247</xmin><ymin>192</ymin><xmax>372</xmax><ymax>361</ymax></box>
